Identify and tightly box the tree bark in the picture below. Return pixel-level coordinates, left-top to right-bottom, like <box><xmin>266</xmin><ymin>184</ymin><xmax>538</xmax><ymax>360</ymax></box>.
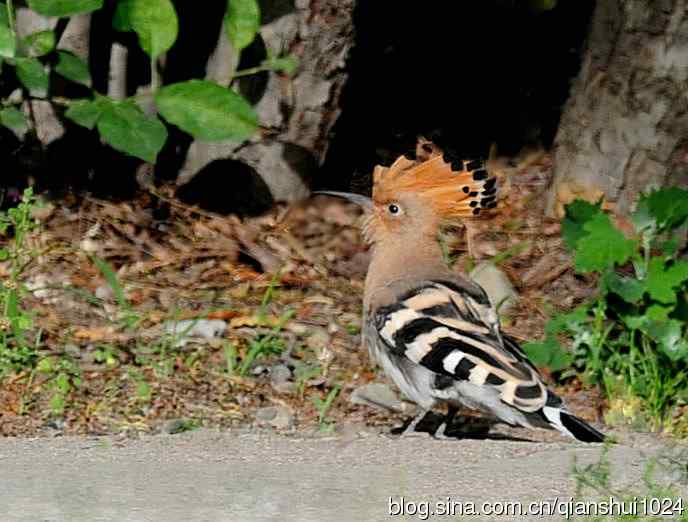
<box><xmin>13</xmin><ymin>1</ymin><xmax>355</xmax><ymax>205</ymax></box>
<box><xmin>177</xmin><ymin>0</ymin><xmax>356</xmax><ymax>202</ymax></box>
<box><xmin>547</xmin><ymin>0</ymin><xmax>688</xmax><ymax>217</ymax></box>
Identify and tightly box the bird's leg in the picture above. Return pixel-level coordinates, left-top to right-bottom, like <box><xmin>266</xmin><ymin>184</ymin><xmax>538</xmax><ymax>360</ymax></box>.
<box><xmin>400</xmin><ymin>408</ymin><xmax>430</xmax><ymax>437</ymax></box>
<box><xmin>434</xmin><ymin>405</ymin><xmax>459</xmax><ymax>440</ymax></box>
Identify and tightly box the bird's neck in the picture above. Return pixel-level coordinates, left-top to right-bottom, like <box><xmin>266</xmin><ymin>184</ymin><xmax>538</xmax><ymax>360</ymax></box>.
<box><xmin>364</xmin><ymin>230</ymin><xmax>450</xmax><ymax>310</ymax></box>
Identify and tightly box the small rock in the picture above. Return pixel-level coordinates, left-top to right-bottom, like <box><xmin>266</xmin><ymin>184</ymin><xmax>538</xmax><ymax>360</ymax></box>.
<box><xmin>469</xmin><ymin>261</ymin><xmax>518</xmax><ymax>314</ymax></box>
<box><xmin>79</xmin><ymin>238</ymin><xmax>100</xmax><ymax>253</ymax></box>
<box><xmin>270</xmin><ymin>364</ymin><xmax>294</xmax><ymax>393</ymax></box>
<box><xmin>164</xmin><ymin>319</ymin><xmax>227</xmax><ymax>347</ymax></box>
<box><xmin>250</xmin><ymin>364</ymin><xmax>268</xmax><ymax>376</ymax></box>
<box><xmin>349</xmin><ymin>383</ymin><xmax>405</xmax><ymax>413</ymax></box>
<box><xmin>254</xmin><ymin>406</ymin><xmax>295</xmax><ymax>430</ymax></box>
<box><xmin>95</xmin><ymin>285</ymin><xmax>114</xmax><ymax>301</ymax></box>
<box><xmin>44</xmin><ymin>418</ymin><xmax>66</xmax><ymax>431</ymax></box>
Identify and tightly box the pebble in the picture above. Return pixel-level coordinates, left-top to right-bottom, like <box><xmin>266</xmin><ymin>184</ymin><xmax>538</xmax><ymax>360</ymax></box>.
<box><xmin>270</xmin><ymin>364</ymin><xmax>294</xmax><ymax>393</ymax></box>
<box><xmin>254</xmin><ymin>406</ymin><xmax>295</xmax><ymax>430</ymax></box>
<box><xmin>349</xmin><ymin>382</ymin><xmax>405</xmax><ymax>413</ymax></box>
<box><xmin>469</xmin><ymin>261</ymin><xmax>519</xmax><ymax>314</ymax></box>
<box><xmin>163</xmin><ymin>319</ymin><xmax>227</xmax><ymax>347</ymax></box>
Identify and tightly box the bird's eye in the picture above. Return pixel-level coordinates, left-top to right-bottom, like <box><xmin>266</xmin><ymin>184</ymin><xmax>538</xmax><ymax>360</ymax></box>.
<box><xmin>388</xmin><ymin>204</ymin><xmax>400</xmax><ymax>215</ymax></box>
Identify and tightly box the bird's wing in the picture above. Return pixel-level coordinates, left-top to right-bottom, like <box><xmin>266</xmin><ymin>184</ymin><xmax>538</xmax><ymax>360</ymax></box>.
<box><xmin>372</xmin><ymin>280</ymin><xmax>548</xmax><ymax>413</ymax></box>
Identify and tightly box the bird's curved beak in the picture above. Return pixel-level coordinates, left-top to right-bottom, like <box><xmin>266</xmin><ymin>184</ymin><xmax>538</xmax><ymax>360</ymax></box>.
<box><xmin>312</xmin><ymin>191</ymin><xmax>373</xmax><ymax>211</ymax></box>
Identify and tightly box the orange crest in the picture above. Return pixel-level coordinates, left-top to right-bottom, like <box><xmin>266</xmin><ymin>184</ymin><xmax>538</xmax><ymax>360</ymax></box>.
<box><xmin>372</xmin><ymin>139</ymin><xmax>497</xmax><ymax>219</ymax></box>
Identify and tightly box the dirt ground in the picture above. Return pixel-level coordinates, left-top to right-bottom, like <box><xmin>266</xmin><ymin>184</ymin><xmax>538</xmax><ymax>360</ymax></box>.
<box><xmin>0</xmin><ymin>151</ymin><xmax>607</xmax><ymax>438</ymax></box>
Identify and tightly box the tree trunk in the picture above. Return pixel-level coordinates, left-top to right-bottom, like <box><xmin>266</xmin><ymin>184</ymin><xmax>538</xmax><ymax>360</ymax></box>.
<box><xmin>13</xmin><ymin>0</ymin><xmax>355</xmax><ymax>204</ymax></box>
<box><xmin>547</xmin><ymin>0</ymin><xmax>688</xmax><ymax>217</ymax></box>
<box><xmin>177</xmin><ymin>0</ymin><xmax>356</xmax><ymax>202</ymax></box>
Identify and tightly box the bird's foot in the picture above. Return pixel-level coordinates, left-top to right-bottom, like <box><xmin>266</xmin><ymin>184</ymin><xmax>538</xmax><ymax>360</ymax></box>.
<box><xmin>432</xmin><ymin>422</ymin><xmax>455</xmax><ymax>440</ymax></box>
<box><xmin>397</xmin><ymin>410</ymin><xmax>430</xmax><ymax>437</ymax></box>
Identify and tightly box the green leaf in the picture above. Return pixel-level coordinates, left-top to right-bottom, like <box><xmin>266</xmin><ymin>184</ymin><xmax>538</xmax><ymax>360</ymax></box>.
<box><xmin>645</xmin><ymin>258</ymin><xmax>688</xmax><ymax>304</ymax></box>
<box><xmin>0</xmin><ymin>107</ymin><xmax>27</xmax><ymax>134</ymax></box>
<box><xmin>0</xmin><ymin>22</ymin><xmax>15</xmax><ymax>59</ymax></box>
<box><xmin>65</xmin><ymin>98</ymin><xmax>106</xmax><ymax>129</ymax></box>
<box><xmin>574</xmin><ymin>213</ymin><xmax>638</xmax><ymax>273</ymax></box>
<box><xmin>27</xmin><ymin>0</ymin><xmax>103</xmax><ymax>17</ymax></box>
<box><xmin>112</xmin><ymin>0</ymin><xmax>133</xmax><ymax>31</ymax></box>
<box><xmin>15</xmin><ymin>57</ymin><xmax>49</xmax><ymax>97</ymax></box>
<box><xmin>22</xmin><ymin>30</ymin><xmax>55</xmax><ymax>57</ymax></box>
<box><xmin>0</xmin><ymin>248</ymin><xmax>8</xmax><ymax>261</ymax></box>
<box><xmin>522</xmin><ymin>336</ymin><xmax>572</xmax><ymax>372</ymax></box>
<box><xmin>263</xmin><ymin>55</ymin><xmax>298</xmax><ymax>76</ymax></box>
<box><xmin>645</xmin><ymin>320</ymin><xmax>688</xmax><ymax>362</ymax></box>
<box><xmin>128</xmin><ymin>0</ymin><xmax>178</xmax><ymax>59</ymax></box>
<box><xmin>97</xmin><ymin>101</ymin><xmax>167</xmax><ymax>162</ymax></box>
<box><xmin>638</xmin><ymin>187</ymin><xmax>688</xmax><ymax>232</ymax></box>
<box><xmin>561</xmin><ymin>199</ymin><xmax>601</xmax><ymax>250</ymax></box>
<box><xmin>37</xmin><ymin>357</ymin><xmax>54</xmax><ymax>373</ymax></box>
<box><xmin>156</xmin><ymin>79</ymin><xmax>258</xmax><ymax>141</ymax></box>
<box><xmin>17</xmin><ymin>315</ymin><xmax>32</xmax><ymax>330</ymax></box>
<box><xmin>91</xmin><ymin>255</ymin><xmax>129</xmax><ymax>310</ymax></box>
<box><xmin>545</xmin><ymin>305</ymin><xmax>589</xmax><ymax>335</ymax></box>
<box><xmin>620</xmin><ymin>313</ymin><xmax>647</xmax><ymax>330</ymax></box>
<box><xmin>659</xmin><ymin>237</ymin><xmax>680</xmax><ymax>257</ymax></box>
<box><xmin>603</xmin><ymin>271</ymin><xmax>645</xmax><ymax>303</ymax></box>
<box><xmin>647</xmin><ymin>303</ymin><xmax>672</xmax><ymax>322</ymax></box>
<box><xmin>224</xmin><ymin>0</ymin><xmax>260</xmax><ymax>51</ymax></box>
<box><xmin>55</xmin><ymin>50</ymin><xmax>91</xmax><ymax>86</ymax></box>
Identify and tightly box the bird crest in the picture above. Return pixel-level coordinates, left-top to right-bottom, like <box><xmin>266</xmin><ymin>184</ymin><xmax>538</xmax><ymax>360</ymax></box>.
<box><xmin>372</xmin><ymin>138</ymin><xmax>497</xmax><ymax>219</ymax></box>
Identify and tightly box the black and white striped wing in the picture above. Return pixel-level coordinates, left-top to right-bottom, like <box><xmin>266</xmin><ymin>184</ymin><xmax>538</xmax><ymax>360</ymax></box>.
<box><xmin>373</xmin><ymin>280</ymin><xmax>548</xmax><ymax>413</ymax></box>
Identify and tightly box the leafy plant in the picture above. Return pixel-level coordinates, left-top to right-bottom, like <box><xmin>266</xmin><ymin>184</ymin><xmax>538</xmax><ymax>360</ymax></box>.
<box><xmin>236</xmin><ymin>310</ymin><xmax>293</xmax><ymax>376</ymax></box>
<box><xmin>0</xmin><ymin>187</ymin><xmax>43</xmax><ymax>375</ymax></box>
<box><xmin>311</xmin><ymin>384</ymin><xmax>341</xmax><ymax>432</ymax></box>
<box><xmin>127</xmin><ymin>368</ymin><xmax>152</xmax><ymax>402</ymax></box>
<box><xmin>524</xmin><ymin>187</ymin><xmax>688</xmax><ymax>430</ymax></box>
<box><xmin>223</xmin><ymin>341</ymin><xmax>238</xmax><ymax>375</ymax></box>
<box><xmin>93</xmin><ymin>344</ymin><xmax>120</xmax><ymax>367</ymax></box>
<box><xmin>232</xmin><ymin>270</ymin><xmax>294</xmax><ymax>376</ymax></box>
<box><xmin>37</xmin><ymin>355</ymin><xmax>82</xmax><ymax>415</ymax></box>
<box><xmin>91</xmin><ymin>255</ymin><xmax>140</xmax><ymax>330</ymax></box>
<box><xmin>0</xmin><ymin>0</ymin><xmax>297</xmax><ymax>162</ymax></box>
<box><xmin>294</xmin><ymin>362</ymin><xmax>321</xmax><ymax>398</ymax></box>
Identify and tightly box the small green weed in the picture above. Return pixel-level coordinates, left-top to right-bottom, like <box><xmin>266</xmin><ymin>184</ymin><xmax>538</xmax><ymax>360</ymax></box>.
<box><xmin>223</xmin><ymin>341</ymin><xmax>238</xmax><ymax>375</ymax></box>
<box><xmin>294</xmin><ymin>362</ymin><xmax>322</xmax><ymax>398</ymax></box>
<box><xmin>37</xmin><ymin>356</ymin><xmax>82</xmax><ymax>416</ymax></box>
<box><xmin>93</xmin><ymin>344</ymin><xmax>120</xmax><ymax>367</ymax></box>
<box><xmin>524</xmin><ymin>187</ymin><xmax>688</xmax><ymax>431</ymax></box>
<box><xmin>0</xmin><ymin>187</ymin><xmax>43</xmax><ymax>375</ymax></box>
<box><xmin>234</xmin><ymin>271</ymin><xmax>295</xmax><ymax>377</ymax></box>
<box><xmin>91</xmin><ymin>256</ymin><xmax>140</xmax><ymax>330</ymax></box>
<box><xmin>237</xmin><ymin>315</ymin><xmax>292</xmax><ymax>376</ymax></box>
<box><xmin>311</xmin><ymin>384</ymin><xmax>341</xmax><ymax>432</ymax></box>
<box><xmin>127</xmin><ymin>368</ymin><xmax>152</xmax><ymax>403</ymax></box>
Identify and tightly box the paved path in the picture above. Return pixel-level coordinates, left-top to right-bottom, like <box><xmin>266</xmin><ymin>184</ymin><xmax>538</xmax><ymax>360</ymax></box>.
<box><xmin>0</xmin><ymin>429</ymin><xmax>682</xmax><ymax>521</ymax></box>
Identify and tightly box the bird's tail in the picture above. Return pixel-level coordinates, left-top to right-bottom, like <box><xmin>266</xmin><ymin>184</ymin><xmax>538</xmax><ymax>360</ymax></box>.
<box><xmin>541</xmin><ymin>404</ymin><xmax>605</xmax><ymax>443</ymax></box>
<box><xmin>525</xmin><ymin>391</ymin><xmax>605</xmax><ymax>443</ymax></box>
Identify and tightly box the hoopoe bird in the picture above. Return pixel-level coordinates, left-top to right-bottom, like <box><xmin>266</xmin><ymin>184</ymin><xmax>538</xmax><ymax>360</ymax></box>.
<box><xmin>317</xmin><ymin>140</ymin><xmax>605</xmax><ymax>443</ymax></box>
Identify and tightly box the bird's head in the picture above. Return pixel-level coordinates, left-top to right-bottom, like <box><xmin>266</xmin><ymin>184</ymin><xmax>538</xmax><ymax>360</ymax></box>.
<box><xmin>315</xmin><ymin>140</ymin><xmax>497</xmax><ymax>245</ymax></box>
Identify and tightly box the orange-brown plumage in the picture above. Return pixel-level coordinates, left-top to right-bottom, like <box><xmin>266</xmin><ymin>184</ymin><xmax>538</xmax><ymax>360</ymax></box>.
<box><xmin>372</xmin><ymin>141</ymin><xmax>497</xmax><ymax>221</ymax></box>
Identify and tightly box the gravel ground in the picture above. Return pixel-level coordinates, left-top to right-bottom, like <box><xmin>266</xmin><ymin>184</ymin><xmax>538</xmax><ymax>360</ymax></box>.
<box><xmin>0</xmin><ymin>429</ymin><xmax>683</xmax><ymax>522</ymax></box>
